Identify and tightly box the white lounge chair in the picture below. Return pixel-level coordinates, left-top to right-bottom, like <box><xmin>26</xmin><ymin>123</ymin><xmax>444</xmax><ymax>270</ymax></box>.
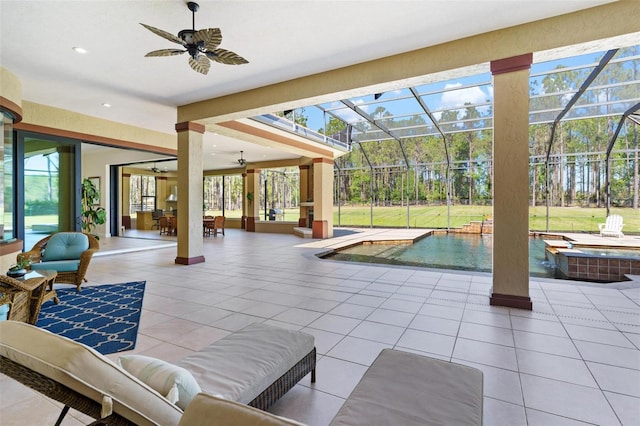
<box><xmin>599</xmin><ymin>214</ymin><xmax>624</xmax><ymax>238</ymax></box>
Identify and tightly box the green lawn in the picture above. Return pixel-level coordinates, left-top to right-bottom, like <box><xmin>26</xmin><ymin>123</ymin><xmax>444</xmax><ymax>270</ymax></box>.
<box><xmin>332</xmin><ymin>205</ymin><xmax>639</xmax><ymax>233</ymax></box>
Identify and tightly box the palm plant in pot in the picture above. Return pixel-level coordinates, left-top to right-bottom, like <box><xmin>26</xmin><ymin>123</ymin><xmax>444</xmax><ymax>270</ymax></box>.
<box><xmin>81</xmin><ymin>178</ymin><xmax>106</xmax><ymax>239</ymax></box>
<box><xmin>7</xmin><ymin>257</ymin><xmax>31</xmax><ymax>278</ymax></box>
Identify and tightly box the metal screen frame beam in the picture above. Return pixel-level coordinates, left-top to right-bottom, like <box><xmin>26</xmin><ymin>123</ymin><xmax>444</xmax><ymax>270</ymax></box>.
<box><xmin>544</xmin><ymin>49</ymin><xmax>618</xmax><ymax>231</ymax></box>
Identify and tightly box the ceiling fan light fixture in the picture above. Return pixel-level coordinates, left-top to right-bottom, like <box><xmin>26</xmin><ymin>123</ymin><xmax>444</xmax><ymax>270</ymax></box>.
<box><xmin>237</xmin><ymin>150</ymin><xmax>246</xmax><ymax>166</ymax></box>
<box><xmin>141</xmin><ymin>1</ymin><xmax>248</xmax><ymax>75</ymax></box>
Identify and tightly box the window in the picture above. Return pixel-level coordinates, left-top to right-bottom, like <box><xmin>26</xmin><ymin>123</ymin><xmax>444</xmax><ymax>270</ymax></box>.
<box><xmin>129</xmin><ymin>175</ymin><xmax>156</xmax><ymax>213</ymax></box>
<box><xmin>203</xmin><ymin>174</ymin><xmax>243</xmax><ymax>218</ymax></box>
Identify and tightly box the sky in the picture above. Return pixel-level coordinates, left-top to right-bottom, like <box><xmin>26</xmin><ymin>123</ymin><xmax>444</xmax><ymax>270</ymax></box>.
<box><xmin>301</xmin><ymin>48</ymin><xmax>627</xmax><ymax>134</ymax></box>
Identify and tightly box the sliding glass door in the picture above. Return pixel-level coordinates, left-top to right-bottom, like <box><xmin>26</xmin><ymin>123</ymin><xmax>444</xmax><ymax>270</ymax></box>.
<box><xmin>16</xmin><ymin>131</ymin><xmax>81</xmax><ymax>248</ymax></box>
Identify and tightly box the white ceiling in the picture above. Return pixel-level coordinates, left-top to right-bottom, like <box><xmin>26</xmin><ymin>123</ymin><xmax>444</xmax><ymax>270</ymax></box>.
<box><xmin>1</xmin><ymin>0</ymin><xmax>616</xmax><ymax>171</ymax></box>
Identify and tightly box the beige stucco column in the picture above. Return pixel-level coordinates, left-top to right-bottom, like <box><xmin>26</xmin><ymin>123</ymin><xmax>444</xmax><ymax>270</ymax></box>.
<box><xmin>490</xmin><ymin>54</ymin><xmax>533</xmax><ymax>310</ymax></box>
<box><xmin>312</xmin><ymin>158</ymin><xmax>333</xmax><ymax>239</ymax></box>
<box><xmin>245</xmin><ymin>169</ymin><xmax>260</xmax><ymax>232</ymax></box>
<box><xmin>175</xmin><ymin>122</ymin><xmax>205</xmax><ymax>265</ymax></box>
<box><xmin>299</xmin><ymin>165</ymin><xmax>310</xmax><ymax>227</ymax></box>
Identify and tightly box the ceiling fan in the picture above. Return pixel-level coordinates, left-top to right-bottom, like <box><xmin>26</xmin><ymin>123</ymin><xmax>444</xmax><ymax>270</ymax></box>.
<box><xmin>140</xmin><ymin>1</ymin><xmax>248</xmax><ymax>75</ymax></box>
<box><xmin>149</xmin><ymin>163</ymin><xmax>168</xmax><ymax>173</ymax></box>
<box><xmin>237</xmin><ymin>151</ymin><xmax>247</xmax><ymax>166</ymax></box>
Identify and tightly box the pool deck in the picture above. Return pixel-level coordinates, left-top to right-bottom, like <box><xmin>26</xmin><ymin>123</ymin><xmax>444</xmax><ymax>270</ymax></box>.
<box><xmin>539</xmin><ymin>232</ymin><xmax>640</xmax><ymax>249</ymax></box>
<box><xmin>298</xmin><ymin>228</ymin><xmax>433</xmax><ymax>251</ymax></box>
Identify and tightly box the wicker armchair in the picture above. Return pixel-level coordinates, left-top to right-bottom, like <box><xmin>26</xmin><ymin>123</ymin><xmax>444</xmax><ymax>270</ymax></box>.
<box><xmin>18</xmin><ymin>232</ymin><xmax>99</xmax><ymax>291</ymax></box>
<box><xmin>0</xmin><ymin>274</ymin><xmax>49</xmax><ymax>324</ymax></box>
<box><xmin>213</xmin><ymin>216</ymin><xmax>225</xmax><ymax>237</ymax></box>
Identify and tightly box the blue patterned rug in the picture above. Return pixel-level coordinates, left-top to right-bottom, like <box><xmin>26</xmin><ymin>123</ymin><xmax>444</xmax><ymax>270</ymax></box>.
<box><xmin>37</xmin><ymin>281</ymin><xmax>145</xmax><ymax>355</ymax></box>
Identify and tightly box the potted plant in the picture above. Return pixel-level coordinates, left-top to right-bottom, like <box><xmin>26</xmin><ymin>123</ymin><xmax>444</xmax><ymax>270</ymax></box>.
<box><xmin>7</xmin><ymin>257</ymin><xmax>31</xmax><ymax>278</ymax></box>
<box><xmin>81</xmin><ymin>178</ymin><xmax>106</xmax><ymax>239</ymax></box>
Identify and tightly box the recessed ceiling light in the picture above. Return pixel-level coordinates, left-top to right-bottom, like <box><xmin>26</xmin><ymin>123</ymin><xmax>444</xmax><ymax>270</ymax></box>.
<box><xmin>72</xmin><ymin>47</ymin><xmax>87</xmax><ymax>54</ymax></box>
<box><xmin>211</xmin><ymin>153</ymin><xmax>216</xmax><ymax>156</ymax></box>
<box><xmin>102</xmin><ymin>103</ymin><xmax>111</xmax><ymax>108</ymax></box>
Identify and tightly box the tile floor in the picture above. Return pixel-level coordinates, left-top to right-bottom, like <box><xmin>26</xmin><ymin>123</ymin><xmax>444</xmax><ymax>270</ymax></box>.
<box><xmin>2</xmin><ymin>229</ymin><xmax>640</xmax><ymax>425</ymax></box>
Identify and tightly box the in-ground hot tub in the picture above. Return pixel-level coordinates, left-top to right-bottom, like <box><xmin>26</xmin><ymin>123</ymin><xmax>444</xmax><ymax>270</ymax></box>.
<box><xmin>544</xmin><ymin>241</ymin><xmax>640</xmax><ymax>282</ymax></box>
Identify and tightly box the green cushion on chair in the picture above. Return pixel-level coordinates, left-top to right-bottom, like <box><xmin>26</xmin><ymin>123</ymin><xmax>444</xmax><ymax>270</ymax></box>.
<box><xmin>31</xmin><ymin>259</ymin><xmax>81</xmax><ymax>273</ymax></box>
<box><xmin>41</xmin><ymin>233</ymin><xmax>89</xmax><ymax>262</ymax></box>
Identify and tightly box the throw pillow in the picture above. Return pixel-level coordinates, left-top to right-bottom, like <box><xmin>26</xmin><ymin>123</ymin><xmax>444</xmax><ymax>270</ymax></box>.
<box><xmin>119</xmin><ymin>354</ymin><xmax>201</xmax><ymax>410</ymax></box>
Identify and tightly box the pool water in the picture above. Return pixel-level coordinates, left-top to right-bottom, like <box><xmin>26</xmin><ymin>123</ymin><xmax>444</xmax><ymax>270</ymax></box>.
<box><xmin>324</xmin><ymin>233</ymin><xmax>557</xmax><ymax>278</ymax></box>
<box><xmin>577</xmin><ymin>248</ymin><xmax>640</xmax><ymax>259</ymax></box>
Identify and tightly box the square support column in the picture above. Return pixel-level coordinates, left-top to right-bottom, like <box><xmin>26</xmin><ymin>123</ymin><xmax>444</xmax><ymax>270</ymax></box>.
<box><xmin>245</xmin><ymin>169</ymin><xmax>260</xmax><ymax>232</ymax></box>
<box><xmin>298</xmin><ymin>165</ymin><xmax>310</xmax><ymax>227</ymax></box>
<box><xmin>312</xmin><ymin>158</ymin><xmax>333</xmax><ymax>239</ymax></box>
<box><xmin>490</xmin><ymin>54</ymin><xmax>533</xmax><ymax>310</ymax></box>
<box><xmin>175</xmin><ymin>121</ymin><xmax>205</xmax><ymax>265</ymax></box>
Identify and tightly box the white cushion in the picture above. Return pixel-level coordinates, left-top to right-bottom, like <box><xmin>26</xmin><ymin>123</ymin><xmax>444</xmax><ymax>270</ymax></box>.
<box><xmin>175</xmin><ymin>322</ymin><xmax>315</xmax><ymax>404</ymax></box>
<box><xmin>0</xmin><ymin>321</ymin><xmax>183</xmax><ymax>426</ymax></box>
<box><xmin>119</xmin><ymin>354</ymin><xmax>201</xmax><ymax>410</ymax></box>
<box><xmin>179</xmin><ymin>393</ymin><xmax>307</xmax><ymax>426</ymax></box>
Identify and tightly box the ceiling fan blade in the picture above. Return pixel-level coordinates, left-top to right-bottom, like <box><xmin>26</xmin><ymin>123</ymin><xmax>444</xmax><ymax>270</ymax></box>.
<box><xmin>145</xmin><ymin>49</ymin><xmax>186</xmax><ymax>57</ymax></box>
<box><xmin>188</xmin><ymin>55</ymin><xmax>211</xmax><ymax>75</ymax></box>
<box><xmin>194</xmin><ymin>28</ymin><xmax>222</xmax><ymax>52</ymax></box>
<box><xmin>140</xmin><ymin>23</ymin><xmax>185</xmax><ymax>45</ymax></box>
<box><xmin>205</xmin><ymin>49</ymin><xmax>249</xmax><ymax>65</ymax></box>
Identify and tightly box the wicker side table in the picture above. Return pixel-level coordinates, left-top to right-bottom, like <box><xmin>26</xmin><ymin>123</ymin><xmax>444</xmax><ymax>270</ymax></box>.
<box><xmin>0</xmin><ymin>270</ymin><xmax>57</xmax><ymax>325</ymax></box>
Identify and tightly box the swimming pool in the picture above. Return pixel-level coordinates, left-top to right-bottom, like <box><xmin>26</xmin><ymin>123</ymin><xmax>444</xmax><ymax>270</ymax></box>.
<box><xmin>322</xmin><ymin>233</ymin><xmax>557</xmax><ymax>278</ymax></box>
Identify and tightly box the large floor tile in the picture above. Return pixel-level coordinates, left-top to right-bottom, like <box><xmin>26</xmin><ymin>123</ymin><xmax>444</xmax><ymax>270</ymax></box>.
<box><xmin>365</xmin><ymin>307</ymin><xmax>415</xmax><ymax>327</ymax></box>
<box><xmin>564</xmin><ymin>323</ymin><xmax>636</xmax><ymax>348</ymax></box>
<box><xmin>587</xmin><ymin>362</ymin><xmax>640</xmax><ymax>397</ymax></box>
<box><xmin>525</xmin><ymin>408</ymin><xmax>594</xmax><ymax>426</ymax></box>
<box><xmin>452</xmin><ymin>338</ymin><xmax>518</xmax><ymax>370</ymax></box>
<box><xmin>483</xmin><ymin>398</ymin><xmax>526</xmax><ymax>426</ymax></box>
<box><xmin>268</xmin><ymin>384</ymin><xmax>345</xmax><ymax>426</ymax></box>
<box><xmin>326</xmin><ymin>336</ymin><xmax>390</xmax><ymax>366</ymax></box>
<box><xmin>520</xmin><ymin>374</ymin><xmax>619</xmax><ymax>425</ymax></box>
<box><xmin>510</xmin><ymin>315</ymin><xmax>568</xmax><ymax>338</ymax></box>
<box><xmin>574</xmin><ymin>340</ymin><xmax>640</xmax><ymax>370</ymax></box>
<box><xmin>328</xmin><ymin>303</ymin><xmax>376</xmax><ymax>320</ymax></box>
<box><xmin>409</xmin><ymin>314</ymin><xmax>460</xmax><ymax>336</ymax></box>
<box><xmin>308</xmin><ymin>314</ymin><xmax>362</xmax><ymax>335</ymax></box>
<box><xmin>349</xmin><ymin>320</ymin><xmax>405</xmax><ymax>345</ymax></box>
<box><xmin>396</xmin><ymin>328</ymin><xmax>456</xmax><ymax>358</ymax></box>
<box><xmin>417</xmin><ymin>303</ymin><xmax>463</xmax><ymax>322</ymax></box>
<box><xmin>455</xmin><ymin>360</ymin><xmax>524</xmax><ymax>405</ymax></box>
<box><xmin>462</xmin><ymin>309</ymin><xmax>511</xmax><ymax>328</ymax></box>
<box><xmin>516</xmin><ymin>349</ymin><xmax>598</xmax><ymax>388</ymax></box>
<box><xmin>513</xmin><ymin>330</ymin><xmax>581</xmax><ymax>358</ymax></box>
<box><xmin>458</xmin><ymin>322</ymin><xmax>515</xmax><ymax>347</ymax></box>
<box><xmin>311</xmin><ymin>357</ymin><xmax>369</xmax><ymax>399</ymax></box>
<box><xmin>272</xmin><ymin>307</ymin><xmax>324</xmax><ymax>326</ymax></box>
<box><xmin>604</xmin><ymin>391</ymin><xmax>640</xmax><ymax>426</ymax></box>
<box><xmin>301</xmin><ymin>328</ymin><xmax>346</xmax><ymax>355</ymax></box>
